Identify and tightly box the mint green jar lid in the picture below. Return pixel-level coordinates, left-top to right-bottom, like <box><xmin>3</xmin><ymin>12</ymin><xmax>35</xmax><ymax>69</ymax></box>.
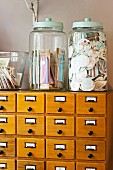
<box><xmin>33</xmin><ymin>18</ymin><xmax>64</xmax><ymax>31</ymax></box>
<box><xmin>72</xmin><ymin>18</ymin><xmax>103</xmax><ymax>29</ymax></box>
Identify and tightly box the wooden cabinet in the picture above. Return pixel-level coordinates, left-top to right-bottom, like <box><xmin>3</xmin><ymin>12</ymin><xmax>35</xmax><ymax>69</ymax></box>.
<box><xmin>0</xmin><ymin>91</ymin><xmax>113</xmax><ymax>170</ymax></box>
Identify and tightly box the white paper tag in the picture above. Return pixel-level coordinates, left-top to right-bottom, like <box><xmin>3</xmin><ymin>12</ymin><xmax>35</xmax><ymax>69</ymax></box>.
<box><xmin>55</xmin><ymin>144</ymin><xmax>66</xmax><ymax>150</ymax></box>
<box><xmin>56</xmin><ymin>167</ymin><xmax>66</xmax><ymax>170</ymax></box>
<box><xmin>85</xmin><ymin>96</ymin><xmax>97</xmax><ymax>102</ymax></box>
<box><xmin>0</xmin><ymin>96</ymin><xmax>7</xmax><ymax>101</ymax></box>
<box><xmin>26</xmin><ymin>165</ymin><xmax>36</xmax><ymax>170</ymax></box>
<box><xmin>85</xmin><ymin>120</ymin><xmax>96</xmax><ymax>125</ymax></box>
<box><xmin>0</xmin><ymin>118</ymin><xmax>7</xmax><ymax>123</ymax></box>
<box><xmin>85</xmin><ymin>145</ymin><xmax>96</xmax><ymax>151</ymax></box>
<box><xmin>85</xmin><ymin>168</ymin><xmax>96</xmax><ymax>170</ymax></box>
<box><xmin>55</xmin><ymin>96</ymin><xmax>66</xmax><ymax>102</ymax></box>
<box><xmin>0</xmin><ymin>142</ymin><xmax>7</xmax><ymax>147</ymax></box>
<box><xmin>25</xmin><ymin>143</ymin><xmax>36</xmax><ymax>148</ymax></box>
<box><xmin>54</xmin><ymin>119</ymin><xmax>66</xmax><ymax>124</ymax></box>
<box><xmin>25</xmin><ymin>118</ymin><xmax>36</xmax><ymax>124</ymax></box>
<box><xmin>25</xmin><ymin>96</ymin><xmax>36</xmax><ymax>101</ymax></box>
<box><xmin>0</xmin><ymin>163</ymin><xmax>7</xmax><ymax>168</ymax></box>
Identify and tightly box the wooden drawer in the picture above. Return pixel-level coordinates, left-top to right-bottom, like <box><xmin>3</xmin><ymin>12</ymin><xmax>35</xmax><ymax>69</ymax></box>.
<box><xmin>46</xmin><ymin>139</ymin><xmax>75</xmax><ymax>159</ymax></box>
<box><xmin>17</xmin><ymin>138</ymin><xmax>45</xmax><ymax>158</ymax></box>
<box><xmin>17</xmin><ymin>115</ymin><xmax>44</xmax><ymax>135</ymax></box>
<box><xmin>46</xmin><ymin>93</ymin><xmax>75</xmax><ymax>114</ymax></box>
<box><xmin>0</xmin><ymin>159</ymin><xmax>15</xmax><ymax>170</ymax></box>
<box><xmin>76</xmin><ymin>117</ymin><xmax>105</xmax><ymax>137</ymax></box>
<box><xmin>0</xmin><ymin>138</ymin><xmax>15</xmax><ymax>157</ymax></box>
<box><xmin>46</xmin><ymin>116</ymin><xmax>74</xmax><ymax>136</ymax></box>
<box><xmin>0</xmin><ymin>115</ymin><xmax>15</xmax><ymax>134</ymax></box>
<box><xmin>17</xmin><ymin>160</ymin><xmax>44</xmax><ymax>170</ymax></box>
<box><xmin>76</xmin><ymin>140</ymin><xmax>105</xmax><ymax>160</ymax></box>
<box><xmin>0</xmin><ymin>93</ymin><xmax>16</xmax><ymax>112</ymax></box>
<box><xmin>17</xmin><ymin>93</ymin><xmax>44</xmax><ymax>113</ymax></box>
<box><xmin>76</xmin><ymin>162</ymin><xmax>105</xmax><ymax>170</ymax></box>
<box><xmin>76</xmin><ymin>93</ymin><xmax>106</xmax><ymax>114</ymax></box>
<box><xmin>47</xmin><ymin>161</ymin><xmax>75</xmax><ymax>170</ymax></box>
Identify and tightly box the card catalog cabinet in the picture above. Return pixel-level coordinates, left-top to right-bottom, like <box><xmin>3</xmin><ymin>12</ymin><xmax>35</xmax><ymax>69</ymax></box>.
<box><xmin>0</xmin><ymin>91</ymin><xmax>113</xmax><ymax>170</ymax></box>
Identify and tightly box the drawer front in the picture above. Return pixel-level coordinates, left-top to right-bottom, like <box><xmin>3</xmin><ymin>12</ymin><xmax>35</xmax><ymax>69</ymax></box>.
<box><xmin>76</xmin><ymin>117</ymin><xmax>105</xmax><ymax>137</ymax></box>
<box><xmin>76</xmin><ymin>93</ymin><xmax>106</xmax><ymax>114</ymax></box>
<box><xmin>0</xmin><ymin>159</ymin><xmax>15</xmax><ymax>170</ymax></box>
<box><xmin>0</xmin><ymin>115</ymin><xmax>15</xmax><ymax>134</ymax></box>
<box><xmin>0</xmin><ymin>138</ymin><xmax>15</xmax><ymax>157</ymax></box>
<box><xmin>46</xmin><ymin>139</ymin><xmax>75</xmax><ymax>159</ymax></box>
<box><xmin>76</xmin><ymin>140</ymin><xmax>105</xmax><ymax>160</ymax></box>
<box><xmin>17</xmin><ymin>160</ymin><xmax>44</xmax><ymax>170</ymax></box>
<box><xmin>17</xmin><ymin>138</ymin><xmax>45</xmax><ymax>158</ymax></box>
<box><xmin>47</xmin><ymin>161</ymin><xmax>75</xmax><ymax>170</ymax></box>
<box><xmin>46</xmin><ymin>116</ymin><xmax>74</xmax><ymax>136</ymax></box>
<box><xmin>17</xmin><ymin>115</ymin><xmax>44</xmax><ymax>135</ymax></box>
<box><xmin>76</xmin><ymin>162</ymin><xmax>105</xmax><ymax>170</ymax></box>
<box><xmin>0</xmin><ymin>93</ymin><xmax>16</xmax><ymax>112</ymax></box>
<box><xmin>46</xmin><ymin>93</ymin><xmax>75</xmax><ymax>114</ymax></box>
<box><xmin>17</xmin><ymin>93</ymin><xmax>44</xmax><ymax>113</ymax></box>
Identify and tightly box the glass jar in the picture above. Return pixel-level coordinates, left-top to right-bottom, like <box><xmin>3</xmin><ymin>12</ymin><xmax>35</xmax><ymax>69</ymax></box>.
<box><xmin>68</xmin><ymin>18</ymin><xmax>107</xmax><ymax>91</ymax></box>
<box><xmin>29</xmin><ymin>18</ymin><xmax>67</xmax><ymax>90</ymax></box>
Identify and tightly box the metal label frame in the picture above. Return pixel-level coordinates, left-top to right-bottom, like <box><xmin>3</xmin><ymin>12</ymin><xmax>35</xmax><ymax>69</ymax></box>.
<box><xmin>85</xmin><ymin>96</ymin><xmax>97</xmax><ymax>102</ymax></box>
<box><xmin>85</xmin><ymin>168</ymin><xmax>97</xmax><ymax>170</ymax></box>
<box><xmin>25</xmin><ymin>118</ymin><xmax>36</xmax><ymax>124</ymax></box>
<box><xmin>25</xmin><ymin>96</ymin><xmax>36</xmax><ymax>102</ymax></box>
<box><xmin>85</xmin><ymin>145</ymin><xmax>97</xmax><ymax>151</ymax></box>
<box><xmin>54</xmin><ymin>119</ymin><xmax>66</xmax><ymax>125</ymax></box>
<box><xmin>54</xmin><ymin>96</ymin><xmax>66</xmax><ymax>102</ymax></box>
<box><xmin>25</xmin><ymin>165</ymin><xmax>36</xmax><ymax>170</ymax></box>
<box><xmin>0</xmin><ymin>163</ymin><xmax>7</xmax><ymax>169</ymax></box>
<box><xmin>85</xmin><ymin>120</ymin><xmax>97</xmax><ymax>126</ymax></box>
<box><xmin>54</xmin><ymin>144</ymin><xmax>66</xmax><ymax>150</ymax></box>
<box><xmin>55</xmin><ymin>167</ymin><xmax>66</xmax><ymax>170</ymax></box>
<box><xmin>0</xmin><ymin>142</ymin><xmax>7</xmax><ymax>148</ymax></box>
<box><xmin>0</xmin><ymin>96</ymin><xmax>8</xmax><ymax>101</ymax></box>
<box><xmin>25</xmin><ymin>142</ymin><xmax>36</xmax><ymax>148</ymax></box>
<box><xmin>0</xmin><ymin>118</ymin><xmax>8</xmax><ymax>123</ymax></box>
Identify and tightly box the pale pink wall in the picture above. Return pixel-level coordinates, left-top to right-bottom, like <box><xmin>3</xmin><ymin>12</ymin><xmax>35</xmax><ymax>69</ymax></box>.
<box><xmin>0</xmin><ymin>0</ymin><xmax>113</xmax><ymax>89</ymax></box>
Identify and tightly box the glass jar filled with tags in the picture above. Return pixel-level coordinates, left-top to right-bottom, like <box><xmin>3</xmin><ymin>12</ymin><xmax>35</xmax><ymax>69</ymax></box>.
<box><xmin>29</xmin><ymin>18</ymin><xmax>67</xmax><ymax>90</ymax></box>
<box><xmin>68</xmin><ymin>18</ymin><xmax>107</xmax><ymax>91</ymax></box>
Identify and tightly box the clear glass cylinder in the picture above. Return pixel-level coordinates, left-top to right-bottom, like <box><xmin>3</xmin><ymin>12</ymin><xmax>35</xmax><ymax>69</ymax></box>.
<box><xmin>29</xmin><ymin>18</ymin><xmax>67</xmax><ymax>90</ymax></box>
<box><xmin>68</xmin><ymin>18</ymin><xmax>107</xmax><ymax>91</ymax></box>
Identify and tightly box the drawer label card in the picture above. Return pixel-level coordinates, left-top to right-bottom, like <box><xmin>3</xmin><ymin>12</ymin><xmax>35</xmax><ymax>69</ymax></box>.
<box><xmin>85</xmin><ymin>168</ymin><xmax>96</xmax><ymax>170</ymax></box>
<box><xmin>0</xmin><ymin>163</ymin><xmax>7</xmax><ymax>169</ymax></box>
<box><xmin>25</xmin><ymin>165</ymin><xmax>36</xmax><ymax>170</ymax></box>
<box><xmin>25</xmin><ymin>142</ymin><xmax>36</xmax><ymax>148</ymax></box>
<box><xmin>55</xmin><ymin>167</ymin><xmax>66</xmax><ymax>170</ymax></box>
<box><xmin>25</xmin><ymin>118</ymin><xmax>36</xmax><ymax>124</ymax></box>
<box><xmin>85</xmin><ymin>145</ymin><xmax>97</xmax><ymax>151</ymax></box>
<box><xmin>55</xmin><ymin>144</ymin><xmax>66</xmax><ymax>150</ymax></box>
<box><xmin>25</xmin><ymin>96</ymin><xmax>36</xmax><ymax>101</ymax></box>
<box><xmin>85</xmin><ymin>96</ymin><xmax>97</xmax><ymax>102</ymax></box>
<box><xmin>0</xmin><ymin>96</ymin><xmax>8</xmax><ymax>101</ymax></box>
<box><xmin>85</xmin><ymin>120</ymin><xmax>97</xmax><ymax>126</ymax></box>
<box><xmin>0</xmin><ymin>118</ymin><xmax>7</xmax><ymax>123</ymax></box>
<box><xmin>54</xmin><ymin>96</ymin><xmax>66</xmax><ymax>102</ymax></box>
<box><xmin>0</xmin><ymin>142</ymin><xmax>7</xmax><ymax>148</ymax></box>
<box><xmin>54</xmin><ymin>119</ymin><xmax>66</xmax><ymax>125</ymax></box>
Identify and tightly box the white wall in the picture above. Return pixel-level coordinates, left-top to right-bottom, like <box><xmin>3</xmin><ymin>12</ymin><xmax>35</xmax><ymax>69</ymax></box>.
<box><xmin>0</xmin><ymin>0</ymin><xmax>113</xmax><ymax>89</ymax></box>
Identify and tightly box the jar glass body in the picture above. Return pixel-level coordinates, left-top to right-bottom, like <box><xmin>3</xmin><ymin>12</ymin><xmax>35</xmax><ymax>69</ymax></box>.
<box><xmin>68</xmin><ymin>27</ymin><xmax>107</xmax><ymax>91</ymax></box>
<box><xmin>29</xmin><ymin>29</ymin><xmax>67</xmax><ymax>90</ymax></box>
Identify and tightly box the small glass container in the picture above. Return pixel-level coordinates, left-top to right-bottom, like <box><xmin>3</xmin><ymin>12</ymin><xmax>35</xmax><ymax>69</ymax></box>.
<box><xmin>29</xmin><ymin>18</ymin><xmax>67</xmax><ymax>90</ymax></box>
<box><xmin>68</xmin><ymin>18</ymin><xmax>107</xmax><ymax>91</ymax></box>
<box><xmin>0</xmin><ymin>51</ymin><xmax>27</xmax><ymax>90</ymax></box>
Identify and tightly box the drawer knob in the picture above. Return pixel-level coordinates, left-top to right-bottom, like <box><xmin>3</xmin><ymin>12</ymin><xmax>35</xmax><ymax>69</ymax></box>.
<box><xmin>27</xmin><ymin>107</ymin><xmax>32</xmax><ymax>112</ymax></box>
<box><xmin>27</xmin><ymin>152</ymin><xmax>32</xmax><ymax>156</ymax></box>
<box><xmin>0</xmin><ymin>150</ymin><xmax>4</xmax><ymax>155</ymax></box>
<box><xmin>57</xmin><ymin>130</ymin><xmax>62</xmax><ymax>134</ymax></box>
<box><xmin>28</xmin><ymin>129</ymin><xmax>33</xmax><ymax>133</ymax></box>
<box><xmin>88</xmin><ymin>154</ymin><xmax>93</xmax><ymax>158</ymax></box>
<box><xmin>57</xmin><ymin>153</ymin><xmax>62</xmax><ymax>157</ymax></box>
<box><xmin>58</xmin><ymin>108</ymin><xmax>62</xmax><ymax>112</ymax></box>
<box><xmin>88</xmin><ymin>131</ymin><xmax>93</xmax><ymax>136</ymax></box>
<box><xmin>0</xmin><ymin>128</ymin><xmax>4</xmax><ymax>133</ymax></box>
<box><xmin>88</xmin><ymin>108</ymin><xmax>93</xmax><ymax>112</ymax></box>
<box><xmin>0</xmin><ymin>106</ymin><xmax>4</xmax><ymax>110</ymax></box>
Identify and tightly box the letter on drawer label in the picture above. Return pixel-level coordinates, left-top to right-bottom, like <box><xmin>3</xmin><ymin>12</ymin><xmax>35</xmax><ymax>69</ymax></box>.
<box><xmin>0</xmin><ymin>118</ymin><xmax>7</xmax><ymax>123</ymax></box>
<box><xmin>0</xmin><ymin>142</ymin><xmax>7</xmax><ymax>148</ymax></box>
<box><xmin>0</xmin><ymin>163</ymin><xmax>7</xmax><ymax>169</ymax></box>
<box><xmin>85</xmin><ymin>96</ymin><xmax>97</xmax><ymax>102</ymax></box>
<box><xmin>54</xmin><ymin>119</ymin><xmax>66</xmax><ymax>125</ymax></box>
<box><xmin>25</xmin><ymin>118</ymin><xmax>36</xmax><ymax>124</ymax></box>
<box><xmin>25</xmin><ymin>143</ymin><xmax>36</xmax><ymax>148</ymax></box>
<box><xmin>85</xmin><ymin>145</ymin><xmax>97</xmax><ymax>151</ymax></box>
<box><xmin>55</xmin><ymin>144</ymin><xmax>66</xmax><ymax>150</ymax></box>
<box><xmin>55</xmin><ymin>167</ymin><xmax>66</xmax><ymax>170</ymax></box>
<box><xmin>25</xmin><ymin>165</ymin><xmax>36</xmax><ymax>170</ymax></box>
<box><xmin>54</xmin><ymin>96</ymin><xmax>66</xmax><ymax>102</ymax></box>
<box><xmin>0</xmin><ymin>96</ymin><xmax>8</xmax><ymax>101</ymax></box>
<box><xmin>85</xmin><ymin>120</ymin><xmax>97</xmax><ymax>126</ymax></box>
<box><xmin>85</xmin><ymin>168</ymin><xmax>96</xmax><ymax>170</ymax></box>
<box><xmin>25</xmin><ymin>96</ymin><xmax>36</xmax><ymax>101</ymax></box>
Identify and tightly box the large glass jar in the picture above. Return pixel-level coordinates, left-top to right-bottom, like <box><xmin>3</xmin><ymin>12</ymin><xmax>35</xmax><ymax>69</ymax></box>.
<box><xmin>29</xmin><ymin>18</ymin><xmax>67</xmax><ymax>90</ymax></box>
<box><xmin>68</xmin><ymin>18</ymin><xmax>107</xmax><ymax>91</ymax></box>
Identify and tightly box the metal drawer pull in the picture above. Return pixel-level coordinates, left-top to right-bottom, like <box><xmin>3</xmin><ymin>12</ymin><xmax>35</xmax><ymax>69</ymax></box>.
<box><xmin>58</xmin><ymin>108</ymin><xmax>62</xmax><ymax>112</ymax></box>
<box><xmin>27</xmin><ymin>152</ymin><xmax>32</xmax><ymax>156</ymax></box>
<box><xmin>57</xmin><ymin>153</ymin><xmax>62</xmax><ymax>157</ymax></box>
<box><xmin>28</xmin><ymin>129</ymin><xmax>33</xmax><ymax>133</ymax></box>
<box><xmin>0</xmin><ymin>106</ymin><xmax>4</xmax><ymax>110</ymax></box>
<box><xmin>27</xmin><ymin>107</ymin><xmax>32</xmax><ymax>112</ymax></box>
<box><xmin>88</xmin><ymin>108</ymin><xmax>93</xmax><ymax>112</ymax></box>
<box><xmin>57</xmin><ymin>130</ymin><xmax>62</xmax><ymax>134</ymax></box>
<box><xmin>88</xmin><ymin>131</ymin><xmax>93</xmax><ymax>136</ymax></box>
<box><xmin>88</xmin><ymin>154</ymin><xmax>93</xmax><ymax>158</ymax></box>
<box><xmin>0</xmin><ymin>129</ymin><xmax>4</xmax><ymax>133</ymax></box>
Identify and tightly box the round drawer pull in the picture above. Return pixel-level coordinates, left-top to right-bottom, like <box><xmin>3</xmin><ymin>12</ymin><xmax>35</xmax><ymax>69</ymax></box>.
<box><xmin>88</xmin><ymin>154</ymin><xmax>93</xmax><ymax>158</ymax></box>
<box><xmin>0</xmin><ymin>128</ymin><xmax>4</xmax><ymax>133</ymax></box>
<box><xmin>57</xmin><ymin>130</ymin><xmax>62</xmax><ymax>134</ymax></box>
<box><xmin>27</xmin><ymin>152</ymin><xmax>32</xmax><ymax>156</ymax></box>
<box><xmin>0</xmin><ymin>150</ymin><xmax>4</xmax><ymax>155</ymax></box>
<box><xmin>28</xmin><ymin>129</ymin><xmax>33</xmax><ymax>133</ymax></box>
<box><xmin>88</xmin><ymin>108</ymin><xmax>93</xmax><ymax>112</ymax></box>
<box><xmin>0</xmin><ymin>106</ymin><xmax>4</xmax><ymax>110</ymax></box>
<box><xmin>27</xmin><ymin>107</ymin><xmax>32</xmax><ymax>112</ymax></box>
<box><xmin>88</xmin><ymin>131</ymin><xmax>93</xmax><ymax>136</ymax></box>
<box><xmin>58</xmin><ymin>108</ymin><xmax>62</xmax><ymax>112</ymax></box>
<box><xmin>57</xmin><ymin>153</ymin><xmax>62</xmax><ymax>157</ymax></box>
